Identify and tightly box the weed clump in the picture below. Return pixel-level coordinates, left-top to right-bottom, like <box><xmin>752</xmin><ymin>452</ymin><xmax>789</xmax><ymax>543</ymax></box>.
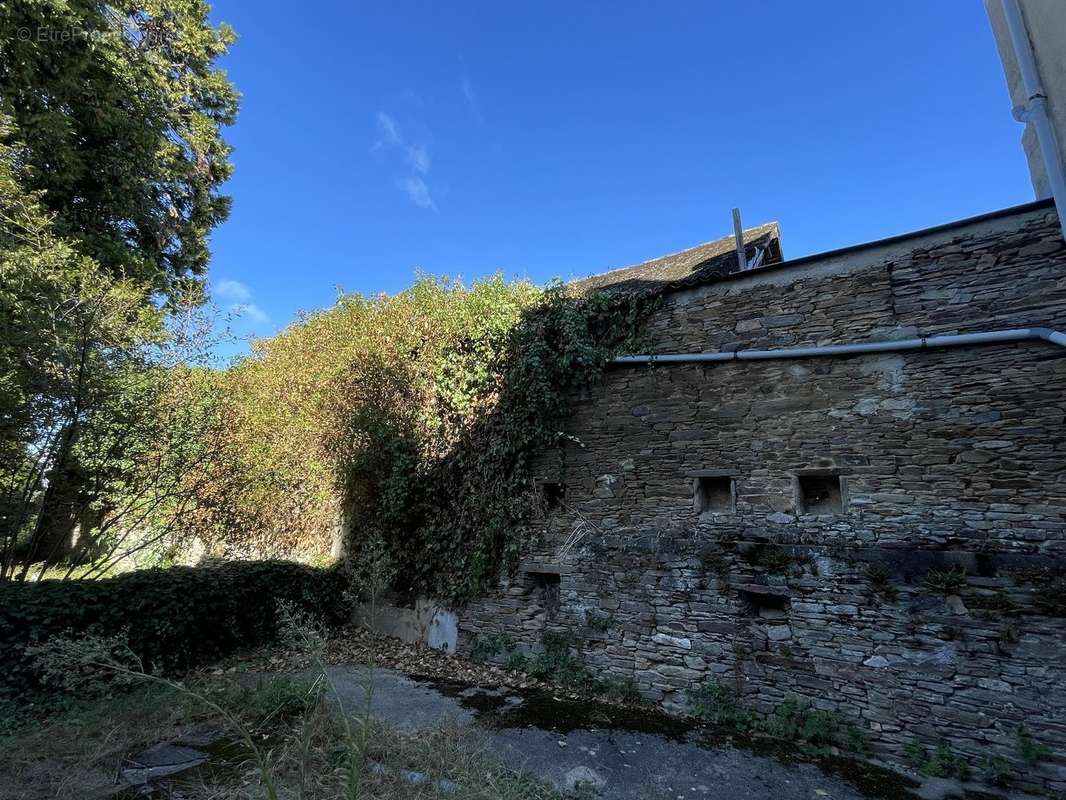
<box><xmin>686</xmin><ymin>684</ymin><xmax>869</xmax><ymax>756</ymax></box>
<box><xmin>584</xmin><ymin>609</ymin><xmax>615</xmax><ymax>633</ymax></box>
<box><xmin>865</xmin><ymin>563</ymin><xmax>899</xmax><ymax>601</ymax></box>
<box><xmin>905</xmin><ymin>738</ymin><xmax>969</xmax><ymax>779</ymax></box>
<box><xmin>469</xmin><ymin>633</ymin><xmax>517</xmax><ymax>663</ymax></box>
<box><xmin>924</xmin><ymin>565</ymin><xmax>968</xmax><ymax>595</ymax></box>
<box><xmin>1015</xmin><ymin>725</ymin><xmax>1052</xmax><ymax>765</ymax></box>
<box><xmin>978</xmin><ymin>753</ymin><xmax>1011</xmax><ymax>787</ymax></box>
<box><xmin>686</xmin><ymin>681</ymin><xmax>755</xmax><ymax>732</ymax></box>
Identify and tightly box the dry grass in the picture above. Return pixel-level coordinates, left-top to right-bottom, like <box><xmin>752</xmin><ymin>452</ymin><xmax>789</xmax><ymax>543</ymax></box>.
<box><xmin>0</xmin><ymin>683</ymin><xmax>210</xmax><ymax>799</ymax></box>
<box><xmin>0</xmin><ymin>672</ymin><xmax>570</xmax><ymax>800</ymax></box>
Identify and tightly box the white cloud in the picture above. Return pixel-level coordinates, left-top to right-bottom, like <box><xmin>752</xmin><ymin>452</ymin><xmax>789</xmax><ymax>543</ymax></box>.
<box><xmin>396</xmin><ymin>176</ymin><xmax>436</xmax><ymax>210</ymax></box>
<box><xmin>375</xmin><ymin>111</ymin><xmax>402</xmax><ymax>147</ymax></box>
<box><xmin>214</xmin><ymin>279</ymin><xmax>270</xmax><ymax>326</ymax></box>
<box><xmin>462</xmin><ymin>75</ymin><xmax>481</xmax><ymax>121</ymax></box>
<box><xmin>406</xmin><ymin>143</ymin><xmax>430</xmax><ymax>174</ymax></box>
<box><xmin>375</xmin><ymin>110</ymin><xmax>436</xmax><ymax>209</ymax></box>
<box><xmin>232</xmin><ymin>303</ymin><xmax>270</xmax><ymax>324</ymax></box>
<box><xmin>215</xmin><ymin>278</ymin><xmax>251</xmax><ymax>302</ymax></box>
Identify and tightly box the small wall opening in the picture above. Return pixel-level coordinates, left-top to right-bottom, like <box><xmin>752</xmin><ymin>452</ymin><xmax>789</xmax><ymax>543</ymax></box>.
<box><xmin>540</xmin><ymin>481</ymin><xmax>565</xmax><ymax>510</ymax></box>
<box><xmin>739</xmin><ymin>588</ymin><xmax>790</xmax><ymax>619</ymax></box>
<box><xmin>532</xmin><ymin>572</ymin><xmax>561</xmax><ymax>617</ymax></box>
<box><xmin>697</xmin><ymin>476</ymin><xmax>734</xmax><ymax>513</ymax></box>
<box><xmin>798</xmin><ymin>474</ymin><xmax>842</xmax><ymax>515</ymax></box>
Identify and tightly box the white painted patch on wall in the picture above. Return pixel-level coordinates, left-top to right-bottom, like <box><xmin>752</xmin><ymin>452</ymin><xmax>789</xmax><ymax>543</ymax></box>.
<box><xmin>356</xmin><ymin>597</ymin><xmax>458</xmax><ymax>653</ymax></box>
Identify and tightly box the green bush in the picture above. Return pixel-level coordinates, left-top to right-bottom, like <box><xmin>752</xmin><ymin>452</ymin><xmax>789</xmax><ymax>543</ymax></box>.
<box><xmin>527</xmin><ymin>632</ymin><xmax>594</xmax><ymax>690</ymax></box>
<box><xmin>0</xmin><ymin>561</ymin><xmax>349</xmax><ymax>697</ymax></box>
<box><xmin>686</xmin><ymin>680</ymin><xmax>755</xmax><ymax>731</ymax></box>
<box><xmin>763</xmin><ymin>698</ymin><xmax>843</xmax><ymax>755</ymax></box>
<box><xmin>469</xmin><ymin>632</ymin><xmax>517</xmax><ymax>663</ymax></box>
<box><xmin>916</xmin><ymin>739</ymin><xmax>969</xmax><ymax>779</ymax></box>
<box><xmin>193</xmin><ymin>276</ymin><xmax>659</xmax><ymax>601</ymax></box>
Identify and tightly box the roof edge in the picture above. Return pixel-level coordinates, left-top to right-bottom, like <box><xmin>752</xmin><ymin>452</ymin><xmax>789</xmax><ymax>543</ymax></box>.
<box><xmin>662</xmin><ymin>198</ymin><xmax>1057</xmax><ymax>295</ymax></box>
<box><xmin>570</xmin><ymin>222</ymin><xmax>780</xmax><ymax>292</ymax></box>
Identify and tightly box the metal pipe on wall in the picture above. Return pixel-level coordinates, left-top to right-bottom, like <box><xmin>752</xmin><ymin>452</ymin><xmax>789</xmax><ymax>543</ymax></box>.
<box><xmin>1001</xmin><ymin>0</ymin><xmax>1066</xmax><ymax>241</ymax></box>
<box><xmin>610</xmin><ymin>327</ymin><xmax>1066</xmax><ymax>366</ymax></box>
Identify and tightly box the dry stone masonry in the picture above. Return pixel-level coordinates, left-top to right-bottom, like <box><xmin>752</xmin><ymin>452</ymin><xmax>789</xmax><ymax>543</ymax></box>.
<box><xmin>460</xmin><ymin>202</ymin><xmax>1066</xmax><ymax>793</ymax></box>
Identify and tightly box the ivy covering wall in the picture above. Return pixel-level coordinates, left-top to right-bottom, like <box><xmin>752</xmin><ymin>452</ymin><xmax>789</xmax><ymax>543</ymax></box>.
<box><xmin>194</xmin><ymin>276</ymin><xmax>657</xmax><ymax>601</ymax></box>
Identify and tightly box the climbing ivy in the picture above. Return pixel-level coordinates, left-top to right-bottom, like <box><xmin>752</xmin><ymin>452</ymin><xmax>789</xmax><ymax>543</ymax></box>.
<box><xmin>192</xmin><ymin>276</ymin><xmax>658</xmax><ymax>602</ymax></box>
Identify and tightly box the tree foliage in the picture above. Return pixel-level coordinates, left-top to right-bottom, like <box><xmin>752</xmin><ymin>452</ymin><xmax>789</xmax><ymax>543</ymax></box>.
<box><xmin>196</xmin><ymin>276</ymin><xmax>658</xmax><ymax>601</ymax></box>
<box><xmin>0</xmin><ymin>0</ymin><xmax>238</xmax><ymax>303</ymax></box>
<box><xmin>0</xmin><ymin>132</ymin><xmax>234</xmax><ymax>580</ymax></box>
<box><xmin>0</xmin><ymin>0</ymin><xmax>238</xmax><ymax>580</ymax></box>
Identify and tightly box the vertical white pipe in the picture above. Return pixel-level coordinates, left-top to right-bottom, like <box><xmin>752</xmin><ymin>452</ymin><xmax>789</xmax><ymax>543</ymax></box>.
<box><xmin>1001</xmin><ymin>0</ymin><xmax>1066</xmax><ymax>238</ymax></box>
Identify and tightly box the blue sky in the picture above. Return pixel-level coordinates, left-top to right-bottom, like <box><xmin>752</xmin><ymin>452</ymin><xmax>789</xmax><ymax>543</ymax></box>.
<box><xmin>207</xmin><ymin>0</ymin><xmax>1034</xmax><ymax>352</ymax></box>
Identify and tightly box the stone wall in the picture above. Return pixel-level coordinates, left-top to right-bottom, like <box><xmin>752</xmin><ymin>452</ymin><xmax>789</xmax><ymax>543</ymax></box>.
<box><xmin>459</xmin><ymin>204</ymin><xmax>1066</xmax><ymax>793</ymax></box>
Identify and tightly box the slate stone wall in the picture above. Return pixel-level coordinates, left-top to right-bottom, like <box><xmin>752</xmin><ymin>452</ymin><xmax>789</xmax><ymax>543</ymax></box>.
<box><xmin>460</xmin><ymin>205</ymin><xmax>1066</xmax><ymax>792</ymax></box>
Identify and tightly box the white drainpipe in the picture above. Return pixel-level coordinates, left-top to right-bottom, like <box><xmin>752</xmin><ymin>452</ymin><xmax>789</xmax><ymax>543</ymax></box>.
<box><xmin>611</xmin><ymin>327</ymin><xmax>1066</xmax><ymax>365</ymax></box>
<box><xmin>1001</xmin><ymin>0</ymin><xmax>1066</xmax><ymax>240</ymax></box>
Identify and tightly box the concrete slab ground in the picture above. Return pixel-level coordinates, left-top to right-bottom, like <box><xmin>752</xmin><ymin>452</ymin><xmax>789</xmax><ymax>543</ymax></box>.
<box><xmin>323</xmin><ymin>665</ymin><xmax>475</xmax><ymax>732</ymax></box>
<box><xmin>319</xmin><ymin>666</ymin><xmax>922</xmax><ymax>800</ymax></box>
<box><xmin>493</xmin><ymin>726</ymin><xmax>871</xmax><ymax>800</ymax></box>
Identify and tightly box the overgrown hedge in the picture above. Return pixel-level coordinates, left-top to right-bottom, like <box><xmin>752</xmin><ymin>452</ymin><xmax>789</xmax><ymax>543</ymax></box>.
<box><xmin>0</xmin><ymin>561</ymin><xmax>350</xmax><ymax>696</ymax></box>
<box><xmin>194</xmin><ymin>276</ymin><xmax>659</xmax><ymax>602</ymax></box>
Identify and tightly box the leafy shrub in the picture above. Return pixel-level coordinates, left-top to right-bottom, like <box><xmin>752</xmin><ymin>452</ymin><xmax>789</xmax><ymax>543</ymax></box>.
<box><xmin>698</xmin><ymin>550</ymin><xmax>729</xmax><ymax>578</ymax></box>
<box><xmin>0</xmin><ymin>561</ymin><xmax>349</xmax><ymax>696</ymax></box>
<box><xmin>763</xmin><ymin>698</ymin><xmax>843</xmax><ymax>754</ymax></box>
<box><xmin>687</xmin><ymin>688</ymin><xmax>868</xmax><ymax>755</ymax></box>
<box><xmin>193</xmin><ymin>276</ymin><xmax>658</xmax><ymax>601</ymax></box>
<box><xmin>686</xmin><ymin>680</ymin><xmax>755</xmax><ymax>731</ymax></box>
<box><xmin>903</xmin><ymin>738</ymin><xmax>926</xmax><ymax>767</ymax></box>
<box><xmin>469</xmin><ymin>632</ymin><xmax>517</xmax><ymax>663</ymax></box>
<box><xmin>918</xmin><ymin>740</ymin><xmax>969</xmax><ymax>779</ymax></box>
<box><xmin>527</xmin><ymin>632</ymin><xmax>594</xmax><ymax>690</ymax></box>
<box><xmin>505</xmin><ymin>652</ymin><xmax>531</xmax><ymax>672</ymax></box>
<box><xmin>746</xmin><ymin>544</ymin><xmax>797</xmax><ymax>575</ymax></box>
<box><xmin>844</xmin><ymin>725</ymin><xmax>869</xmax><ymax>756</ymax></box>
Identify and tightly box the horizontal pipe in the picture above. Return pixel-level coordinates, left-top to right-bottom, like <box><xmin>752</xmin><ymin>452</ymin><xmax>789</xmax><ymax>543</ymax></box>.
<box><xmin>610</xmin><ymin>327</ymin><xmax>1066</xmax><ymax>366</ymax></box>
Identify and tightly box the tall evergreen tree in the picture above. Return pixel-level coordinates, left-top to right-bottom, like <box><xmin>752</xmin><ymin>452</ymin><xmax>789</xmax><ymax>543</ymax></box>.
<box><xmin>0</xmin><ymin>0</ymin><xmax>238</xmax><ymax>303</ymax></box>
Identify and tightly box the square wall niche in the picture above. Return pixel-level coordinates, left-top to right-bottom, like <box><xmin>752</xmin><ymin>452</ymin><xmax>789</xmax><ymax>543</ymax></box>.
<box><xmin>797</xmin><ymin>473</ymin><xmax>843</xmax><ymax>515</ymax></box>
<box><xmin>538</xmin><ymin>480</ymin><xmax>566</xmax><ymax>510</ymax></box>
<box><xmin>691</xmin><ymin>470</ymin><xmax>736</xmax><ymax>514</ymax></box>
<box><xmin>530</xmin><ymin>571</ymin><xmax>561</xmax><ymax>617</ymax></box>
<box><xmin>739</xmin><ymin>587</ymin><xmax>791</xmax><ymax>619</ymax></box>
<box><xmin>522</xmin><ymin>562</ymin><xmax>566</xmax><ymax>619</ymax></box>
